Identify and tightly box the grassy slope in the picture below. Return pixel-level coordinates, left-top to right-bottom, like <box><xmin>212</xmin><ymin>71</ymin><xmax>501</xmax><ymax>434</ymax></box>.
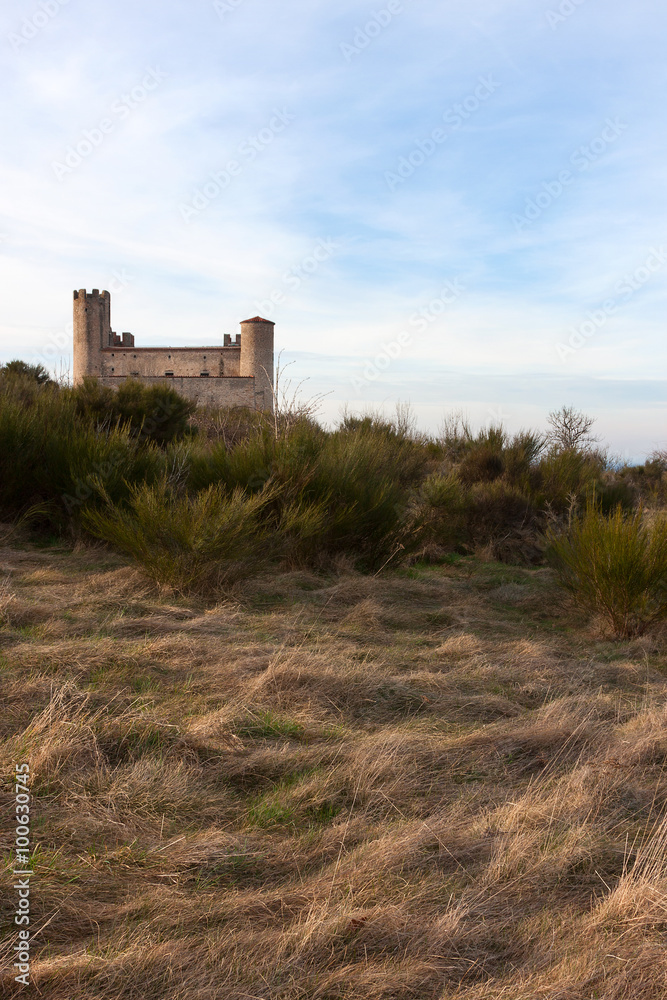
<box><xmin>1</xmin><ymin>540</ymin><xmax>667</xmax><ymax>999</ymax></box>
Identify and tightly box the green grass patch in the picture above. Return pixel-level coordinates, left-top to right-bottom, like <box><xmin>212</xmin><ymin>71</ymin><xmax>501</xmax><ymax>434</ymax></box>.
<box><xmin>235</xmin><ymin>710</ymin><xmax>305</xmax><ymax>740</ymax></box>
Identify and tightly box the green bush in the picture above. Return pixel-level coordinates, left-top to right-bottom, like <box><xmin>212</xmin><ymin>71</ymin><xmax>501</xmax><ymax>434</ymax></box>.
<box><xmin>0</xmin><ymin>379</ymin><xmax>164</xmax><ymax>527</ymax></box>
<box><xmin>615</xmin><ymin>453</ymin><xmax>667</xmax><ymax>506</ymax></box>
<box><xmin>466</xmin><ymin>481</ymin><xmax>540</xmax><ymax>563</ymax></box>
<box><xmin>72</xmin><ymin>377</ymin><xmax>196</xmax><ymax>445</ymax></box>
<box><xmin>531</xmin><ymin>447</ymin><xmax>606</xmax><ymax>513</ymax></box>
<box><xmin>82</xmin><ymin>478</ymin><xmax>273</xmax><ymax>594</ymax></box>
<box><xmin>188</xmin><ymin>404</ymin><xmax>267</xmax><ymax>445</ymax></box>
<box><xmin>546</xmin><ymin>505</ymin><xmax>667</xmax><ymax>638</ymax></box>
<box><xmin>188</xmin><ymin>418</ymin><xmax>426</xmax><ymax>571</ymax></box>
<box><xmin>503</xmin><ymin>431</ymin><xmax>545</xmax><ymax>489</ymax></box>
<box><xmin>299</xmin><ymin>426</ymin><xmax>423</xmax><ymax>570</ymax></box>
<box><xmin>594</xmin><ymin>480</ymin><xmax>636</xmax><ymax>515</ymax></box>
<box><xmin>1</xmin><ymin>379</ymin><xmax>658</xmax><ymax>585</ymax></box>
<box><xmin>70</xmin><ymin>377</ymin><xmax>116</xmax><ymax>426</ymax></box>
<box><xmin>1</xmin><ymin>360</ymin><xmax>52</xmax><ymax>384</ymax></box>
<box><xmin>447</xmin><ymin>425</ymin><xmax>546</xmax><ymax>491</ymax></box>
<box><xmin>458</xmin><ymin>444</ymin><xmax>504</xmax><ymax>484</ymax></box>
<box><xmin>410</xmin><ymin>472</ymin><xmax>469</xmax><ymax>551</ymax></box>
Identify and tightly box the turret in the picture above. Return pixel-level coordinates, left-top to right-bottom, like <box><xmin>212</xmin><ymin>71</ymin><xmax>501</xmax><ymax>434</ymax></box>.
<box><xmin>239</xmin><ymin>316</ymin><xmax>275</xmax><ymax>411</ymax></box>
<box><xmin>73</xmin><ymin>289</ymin><xmax>111</xmax><ymax>384</ymax></box>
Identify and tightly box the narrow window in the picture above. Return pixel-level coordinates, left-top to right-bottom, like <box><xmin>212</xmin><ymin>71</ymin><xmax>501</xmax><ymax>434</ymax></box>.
<box><xmin>200</xmin><ymin>371</ymin><xmax>210</xmax><ymax>377</ymax></box>
<box><xmin>165</xmin><ymin>371</ymin><xmax>174</xmax><ymax>378</ymax></box>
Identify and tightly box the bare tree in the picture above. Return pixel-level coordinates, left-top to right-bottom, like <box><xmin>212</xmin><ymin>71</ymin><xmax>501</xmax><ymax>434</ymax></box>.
<box><xmin>262</xmin><ymin>351</ymin><xmax>331</xmax><ymax>440</ymax></box>
<box><xmin>546</xmin><ymin>406</ymin><xmax>599</xmax><ymax>452</ymax></box>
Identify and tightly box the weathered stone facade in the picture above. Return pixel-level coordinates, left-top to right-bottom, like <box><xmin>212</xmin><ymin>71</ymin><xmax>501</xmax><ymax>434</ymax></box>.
<box><xmin>73</xmin><ymin>289</ymin><xmax>275</xmax><ymax>411</ymax></box>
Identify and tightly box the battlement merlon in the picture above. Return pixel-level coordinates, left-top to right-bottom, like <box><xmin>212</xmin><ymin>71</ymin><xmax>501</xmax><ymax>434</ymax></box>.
<box><xmin>73</xmin><ymin>289</ymin><xmax>110</xmax><ymax>300</ymax></box>
<box><xmin>72</xmin><ymin>290</ymin><xmax>275</xmax><ymax>411</ymax></box>
<box><xmin>110</xmin><ymin>331</ymin><xmax>136</xmax><ymax>347</ymax></box>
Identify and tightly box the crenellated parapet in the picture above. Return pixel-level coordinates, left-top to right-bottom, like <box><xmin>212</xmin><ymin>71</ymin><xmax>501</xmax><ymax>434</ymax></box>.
<box><xmin>72</xmin><ymin>291</ymin><xmax>275</xmax><ymax>411</ymax></box>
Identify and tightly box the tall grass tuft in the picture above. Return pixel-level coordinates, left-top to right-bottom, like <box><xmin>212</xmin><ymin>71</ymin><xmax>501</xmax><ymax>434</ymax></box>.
<box><xmin>82</xmin><ymin>478</ymin><xmax>273</xmax><ymax>594</ymax></box>
<box><xmin>547</xmin><ymin>504</ymin><xmax>667</xmax><ymax>638</ymax></box>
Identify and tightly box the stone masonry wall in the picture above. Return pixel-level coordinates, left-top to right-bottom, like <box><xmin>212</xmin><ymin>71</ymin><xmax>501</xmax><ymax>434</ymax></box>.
<box><xmin>99</xmin><ymin>375</ymin><xmax>257</xmax><ymax>409</ymax></box>
<box><xmin>100</xmin><ymin>347</ymin><xmax>241</xmax><ymax>378</ymax></box>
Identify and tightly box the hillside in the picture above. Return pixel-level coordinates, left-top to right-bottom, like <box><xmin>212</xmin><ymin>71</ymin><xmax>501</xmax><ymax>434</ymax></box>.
<box><xmin>2</xmin><ymin>538</ymin><xmax>667</xmax><ymax>998</ymax></box>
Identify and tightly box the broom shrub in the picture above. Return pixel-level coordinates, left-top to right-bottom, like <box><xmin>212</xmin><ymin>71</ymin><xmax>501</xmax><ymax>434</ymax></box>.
<box><xmin>82</xmin><ymin>478</ymin><xmax>273</xmax><ymax>594</ymax></box>
<box><xmin>546</xmin><ymin>504</ymin><xmax>667</xmax><ymax>638</ymax></box>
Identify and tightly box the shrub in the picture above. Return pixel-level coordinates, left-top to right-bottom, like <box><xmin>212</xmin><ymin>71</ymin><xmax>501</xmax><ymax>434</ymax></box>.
<box><xmin>466</xmin><ymin>481</ymin><xmax>540</xmax><ymax>563</ymax></box>
<box><xmin>301</xmin><ymin>426</ymin><xmax>423</xmax><ymax>570</ymax></box>
<box><xmin>410</xmin><ymin>472</ymin><xmax>469</xmax><ymax>551</ymax></box>
<box><xmin>72</xmin><ymin>378</ymin><xmax>196</xmax><ymax>445</ymax></box>
<box><xmin>616</xmin><ymin>453</ymin><xmax>667</xmax><ymax>505</ymax></box>
<box><xmin>594</xmin><ymin>480</ymin><xmax>636</xmax><ymax>515</ymax></box>
<box><xmin>458</xmin><ymin>444</ymin><xmax>504</xmax><ymax>484</ymax></box>
<box><xmin>82</xmin><ymin>478</ymin><xmax>273</xmax><ymax>594</ymax></box>
<box><xmin>437</xmin><ymin>412</ymin><xmax>471</xmax><ymax>462</ymax></box>
<box><xmin>188</xmin><ymin>418</ymin><xmax>427</xmax><ymax>571</ymax></box>
<box><xmin>71</xmin><ymin>377</ymin><xmax>116</xmax><ymax>426</ymax></box>
<box><xmin>276</xmin><ymin>497</ymin><xmax>331</xmax><ymax>568</ymax></box>
<box><xmin>503</xmin><ymin>431</ymin><xmax>545</xmax><ymax>488</ymax></box>
<box><xmin>113</xmin><ymin>381</ymin><xmax>196</xmax><ymax>444</ymax></box>
<box><xmin>337</xmin><ymin>413</ymin><xmax>430</xmax><ymax>486</ymax></box>
<box><xmin>546</xmin><ymin>505</ymin><xmax>667</xmax><ymax>638</ymax></box>
<box><xmin>188</xmin><ymin>404</ymin><xmax>266</xmax><ymax>445</ymax></box>
<box><xmin>0</xmin><ymin>379</ymin><xmax>164</xmax><ymax>527</ymax></box>
<box><xmin>1</xmin><ymin>359</ymin><xmax>52</xmax><ymax>384</ymax></box>
<box><xmin>532</xmin><ymin>447</ymin><xmax>606</xmax><ymax>514</ymax></box>
<box><xmin>452</xmin><ymin>425</ymin><xmax>542</xmax><ymax>487</ymax></box>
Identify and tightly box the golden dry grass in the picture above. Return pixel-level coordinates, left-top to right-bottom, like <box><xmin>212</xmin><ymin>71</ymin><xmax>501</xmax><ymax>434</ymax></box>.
<box><xmin>1</xmin><ymin>538</ymin><xmax>667</xmax><ymax>998</ymax></box>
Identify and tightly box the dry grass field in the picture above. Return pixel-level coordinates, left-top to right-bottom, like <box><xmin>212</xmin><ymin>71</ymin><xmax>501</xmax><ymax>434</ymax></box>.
<box><xmin>2</xmin><ymin>534</ymin><xmax>667</xmax><ymax>999</ymax></box>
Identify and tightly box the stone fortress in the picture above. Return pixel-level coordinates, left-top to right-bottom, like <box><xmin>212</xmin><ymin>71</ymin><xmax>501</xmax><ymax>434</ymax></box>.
<box><xmin>72</xmin><ymin>289</ymin><xmax>275</xmax><ymax>411</ymax></box>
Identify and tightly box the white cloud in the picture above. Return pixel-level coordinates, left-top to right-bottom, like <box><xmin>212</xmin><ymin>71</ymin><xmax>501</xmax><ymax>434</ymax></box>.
<box><xmin>1</xmin><ymin>0</ymin><xmax>665</xmax><ymax>455</ymax></box>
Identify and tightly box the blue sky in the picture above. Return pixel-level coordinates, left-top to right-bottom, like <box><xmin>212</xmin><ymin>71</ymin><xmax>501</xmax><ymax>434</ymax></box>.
<box><xmin>1</xmin><ymin>0</ymin><xmax>665</xmax><ymax>459</ymax></box>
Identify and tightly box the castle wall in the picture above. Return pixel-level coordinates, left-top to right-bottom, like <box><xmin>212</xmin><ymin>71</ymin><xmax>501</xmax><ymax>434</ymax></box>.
<box><xmin>99</xmin><ymin>375</ymin><xmax>257</xmax><ymax>408</ymax></box>
<box><xmin>73</xmin><ymin>289</ymin><xmax>274</xmax><ymax>412</ymax></box>
<box><xmin>100</xmin><ymin>347</ymin><xmax>241</xmax><ymax>378</ymax></box>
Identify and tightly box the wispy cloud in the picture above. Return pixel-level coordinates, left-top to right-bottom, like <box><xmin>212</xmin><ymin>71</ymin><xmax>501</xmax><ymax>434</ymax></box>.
<box><xmin>0</xmin><ymin>0</ymin><xmax>665</xmax><ymax>457</ymax></box>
